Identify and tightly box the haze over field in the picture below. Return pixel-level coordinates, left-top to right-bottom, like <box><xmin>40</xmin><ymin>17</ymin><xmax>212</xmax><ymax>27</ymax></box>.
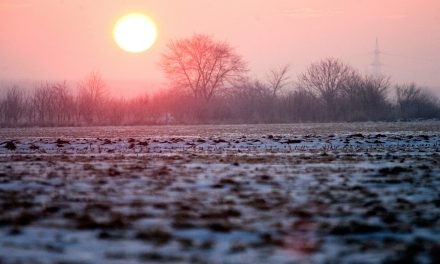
<box><xmin>1</xmin><ymin>0</ymin><xmax>440</xmax><ymax>97</ymax></box>
<box><xmin>1</xmin><ymin>2</ymin><xmax>440</xmax><ymax>263</ymax></box>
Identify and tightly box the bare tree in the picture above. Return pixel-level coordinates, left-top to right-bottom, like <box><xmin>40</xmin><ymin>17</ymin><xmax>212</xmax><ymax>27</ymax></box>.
<box><xmin>299</xmin><ymin>58</ymin><xmax>360</xmax><ymax>120</ymax></box>
<box><xmin>30</xmin><ymin>82</ymin><xmax>71</xmax><ymax>125</ymax></box>
<box><xmin>281</xmin><ymin>88</ymin><xmax>320</xmax><ymax>122</ymax></box>
<box><xmin>51</xmin><ymin>81</ymin><xmax>75</xmax><ymax>125</ymax></box>
<box><xmin>77</xmin><ymin>71</ymin><xmax>107</xmax><ymax>123</ymax></box>
<box><xmin>106</xmin><ymin>98</ymin><xmax>127</xmax><ymax>125</ymax></box>
<box><xmin>266</xmin><ymin>64</ymin><xmax>290</xmax><ymax>97</ymax></box>
<box><xmin>341</xmin><ymin>75</ymin><xmax>391</xmax><ymax>121</ymax></box>
<box><xmin>396</xmin><ymin>83</ymin><xmax>440</xmax><ymax>119</ymax></box>
<box><xmin>228</xmin><ymin>79</ymin><xmax>271</xmax><ymax>122</ymax></box>
<box><xmin>126</xmin><ymin>94</ymin><xmax>149</xmax><ymax>124</ymax></box>
<box><xmin>31</xmin><ymin>83</ymin><xmax>52</xmax><ymax>124</ymax></box>
<box><xmin>2</xmin><ymin>86</ymin><xmax>24</xmax><ymax>125</ymax></box>
<box><xmin>160</xmin><ymin>34</ymin><xmax>247</xmax><ymax>102</ymax></box>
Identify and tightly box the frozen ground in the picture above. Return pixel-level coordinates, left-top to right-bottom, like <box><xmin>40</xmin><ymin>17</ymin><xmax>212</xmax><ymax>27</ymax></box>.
<box><xmin>0</xmin><ymin>122</ymin><xmax>439</xmax><ymax>264</ymax></box>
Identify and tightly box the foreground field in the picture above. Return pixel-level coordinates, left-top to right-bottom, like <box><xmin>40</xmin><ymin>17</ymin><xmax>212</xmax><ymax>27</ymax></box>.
<box><xmin>0</xmin><ymin>122</ymin><xmax>439</xmax><ymax>264</ymax></box>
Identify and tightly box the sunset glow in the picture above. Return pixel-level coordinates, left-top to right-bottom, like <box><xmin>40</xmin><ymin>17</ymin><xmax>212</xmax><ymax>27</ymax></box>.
<box><xmin>1</xmin><ymin>1</ymin><xmax>440</xmax><ymax>263</ymax></box>
<box><xmin>113</xmin><ymin>13</ymin><xmax>157</xmax><ymax>53</ymax></box>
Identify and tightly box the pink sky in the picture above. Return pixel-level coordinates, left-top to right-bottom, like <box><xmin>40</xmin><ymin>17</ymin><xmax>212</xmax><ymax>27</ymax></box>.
<box><xmin>1</xmin><ymin>0</ymin><xmax>439</xmax><ymax>97</ymax></box>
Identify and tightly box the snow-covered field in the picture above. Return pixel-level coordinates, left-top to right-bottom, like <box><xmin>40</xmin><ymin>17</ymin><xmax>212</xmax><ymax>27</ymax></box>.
<box><xmin>0</xmin><ymin>122</ymin><xmax>439</xmax><ymax>264</ymax></box>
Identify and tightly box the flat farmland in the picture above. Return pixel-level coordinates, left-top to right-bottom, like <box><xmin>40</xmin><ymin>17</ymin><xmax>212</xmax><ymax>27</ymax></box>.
<box><xmin>0</xmin><ymin>122</ymin><xmax>439</xmax><ymax>264</ymax></box>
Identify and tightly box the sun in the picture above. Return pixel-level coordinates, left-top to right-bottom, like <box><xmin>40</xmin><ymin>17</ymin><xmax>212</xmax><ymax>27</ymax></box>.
<box><xmin>113</xmin><ymin>13</ymin><xmax>157</xmax><ymax>53</ymax></box>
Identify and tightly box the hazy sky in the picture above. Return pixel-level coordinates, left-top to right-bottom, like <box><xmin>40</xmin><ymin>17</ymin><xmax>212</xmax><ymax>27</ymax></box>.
<box><xmin>1</xmin><ymin>0</ymin><xmax>439</xmax><ymax>97</ymax></box>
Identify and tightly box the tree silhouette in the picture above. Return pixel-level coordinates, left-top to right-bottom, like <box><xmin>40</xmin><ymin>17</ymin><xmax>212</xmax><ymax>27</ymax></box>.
<box><xmin>160</xmin><ymin>34</ymin><xmax>247</xmax><ymax>102</ymax></box>
<box><xmin>299</xmin><ymin>58</ymin><xmax>359</xmax><ymax>120</ymax></box>
<box><xmin>78</xmin><ymin>71</ymin><xmax>107</xmax><ymax>123</ymax></box>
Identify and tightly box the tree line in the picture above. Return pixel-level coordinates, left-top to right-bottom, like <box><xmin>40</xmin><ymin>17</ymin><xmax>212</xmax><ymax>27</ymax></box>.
<box><xmin>1</xmin><ymin>34</ymin><xmax>439</xmax><ymax>127</ymax></box>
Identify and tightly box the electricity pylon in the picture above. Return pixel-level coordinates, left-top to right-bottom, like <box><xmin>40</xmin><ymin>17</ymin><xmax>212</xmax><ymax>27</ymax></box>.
<box><xmin>371</xmin><ymin>38</ymin><xmax>383</xmax><ymax>77</ymax></box>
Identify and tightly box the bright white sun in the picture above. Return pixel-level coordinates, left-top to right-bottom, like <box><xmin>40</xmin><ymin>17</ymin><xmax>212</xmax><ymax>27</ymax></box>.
<box><xmin>113</xmin><ymin>13</ymin><xmax>157</xmax><ymax>53</ymax></box>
